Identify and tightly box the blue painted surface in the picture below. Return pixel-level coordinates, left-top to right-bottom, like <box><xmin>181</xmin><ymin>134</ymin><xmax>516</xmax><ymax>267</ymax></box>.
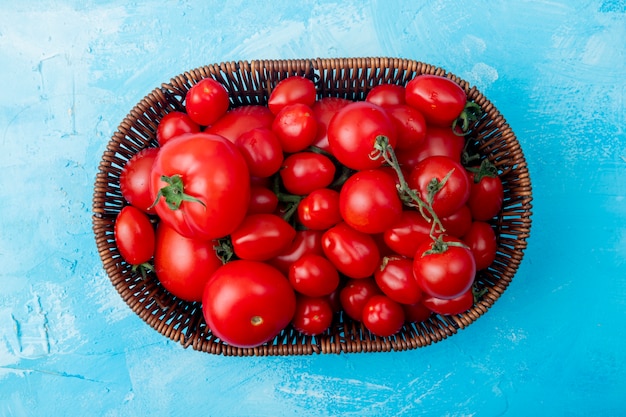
<box><xmin>1</xmin><ymin>1</ymin><xmax>625</xmax><ymax>415</ymax></box>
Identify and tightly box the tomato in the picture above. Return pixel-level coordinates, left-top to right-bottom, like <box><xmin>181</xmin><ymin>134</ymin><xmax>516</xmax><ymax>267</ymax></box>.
<box><xmin>412</xmin><ymin>126</ymin><xmax>466</xmax><ymax>164</ymax></box>
<box><xmin>291</xmin><ymin>295</ymin><xmax>334</xmax><ymax>336</ymax></box>
<box><xmin>119</xmin><ymin>147</ymin><xmax>159</xmax><ymax>214</ymax></box>
<box><xmin>311</xmin><ymin>97</ymin><xmax>351</xmax><ymax>151</ymax></box>
<box><xmin>289</xmin><ymin>254</ymin><xmax>340</xmax><ymax>297</ymax></box>
<box><xmin>402</xmin><ymin>302</ymin><xmax>432</xmax><ymax>323</ymax></box>
<box><xmin>365</xmin><ymin>84</ymin><xmax>406</xmax><ymax>107</ymax></box>
<box><xmin>382</xmin><ymin>210</ymin><xmax>432</xmax><ymax>258</ymax></box>
<box><xmin>413</xmin><ymin>236</ymin><xmax>476</xmax><ymax>300</ymax></box>
<box><xmin>440</xmin><ymin>205</ymin><xmax>472</xmax><ymax>238</ymax></box>
<box><xmin>467</xmin><ymin>161</ymin><xmax>504</xmax><ymax>221</ymax></box>
<box><xmin>150</xmin><ymin>133</ymin><xmax>250</xmax><ymax>240</ymax></box>
<box><xmin>407</xmin><ymin>155</ymin><xmax>471</xmax><ymax>218</ymax></box>
<box><xmin>375</xmin><ymin>257</ymin><xmax>422</xmax><ymax>305</ymax></box>
<box><xmin>230</xmin><ymin>213</ymin><xmax>296</xmax><ymax>261</ymax></box>
<box><xmin>339</xmin><ymin>278</ymin><xmax>382</xmax><ymax>321</ymax></box>
<box><xmin>153</xmin><ymin>221</ymin><xmax>221</xmax><ymax>302</ymax></box>
<box><xmin>185</xmin><ymin>78</ymin><xmax>230</xmax><ymax>126</ymax></box>
<box><xmin>205</xmin><ymin>105</ymin><xmax>274</xmax><ymax>143</ymax></box>
<box><xmin>362</xmin><ymin>295</ymin><xmax>405</xmax><ymax>337</ymax></box>
<box><xmin>234</xmin><ymin>127</ymin><xmax>284</xmax><ymax>178</ymax></box>
<box><xmin>297</xmin><ymin>188</ymin><xmax>342</xmax><ymax>230</ymax></box>
<box><xmin>247</xmin><ymin>186</ymin><xmax>279</xmax><ymax>215</ymax></box>
<box><xmin>280</xmin><ymin>152</ymin><xmax>336</xmax><ymax>195</ymax></box>
<box><xmin>322</xmin><ymin>223</ymin><xmax>381</xmax><ymax>279</ymax></box>
<box><xmin>202</xmin><ymin>260</ymin><xmax>296</xmax><ymax>348</ymax></box>
<box><xmin>268</xmin><ymin>76</ymin><xmax>317</xmax><ymax>115</ymax></box>
<box><xmin>156</xmin><ymin>111</ymin><xmax>201</xmax><ymax>146</ymax></box>
<box><xmin>114</xmin><ymin>205</ymin><xmax>155</xmax><ymax>266</ymax></box>
<box><xmin>269</xmin><ymin>229</ymin><xmax>324</xmax><ymax>275</ymax></box>
<box><xmin>422</xmin><ymin>288</ymin><xmax>474</xmax><ymax>316</ymax></box>
<box><xmin>327</xmin><ymin>101</ymin><xmax>397</xmax><ymax>170</ymax></box>
<box><xmin>462</xmin><ymin>221</ymin><xmax>497</xmax><ymax>270</ymax></box>
<box><xmin>405</xmin><ymin>74</ymin><xmax>467</xmax><ymax>127</ymax></box>
<box><xmin>339</xmin><ymin>169</ymin><xmax>403</xmax><ymax>234</ymax></box>
<box><xmin>384</xmin><ymin>104</ymin><xmax>427</xmax><ymax>151</ymax></box>
<box><xmin>271</xmin><ymin>103</ymin><xmax>318</xmax><ymax>153</ymax></box>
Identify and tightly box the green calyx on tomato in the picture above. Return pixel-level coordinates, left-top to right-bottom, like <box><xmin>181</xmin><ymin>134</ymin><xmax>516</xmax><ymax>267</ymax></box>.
<box><xmin>421</xmin><ymin>235</ymin><xmax>468</xmax><ymax>257</ymax></box>
<box><xmin>452</xmin><ymin>101</ymin><xmax>482</xmax><ymax>136</ymax></box>
<box><xmin>151</xmin><ymin>174</ymin><xmax>206</xmax><ymax>210</ymax></box>
<box><xmin>466</xmin><ymin>158</ymin><xmax>498</xmax><ymax>183</ymax></box>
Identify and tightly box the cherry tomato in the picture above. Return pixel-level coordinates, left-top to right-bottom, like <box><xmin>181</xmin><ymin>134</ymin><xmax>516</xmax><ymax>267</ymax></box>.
<box><xmin>384</xmin><ymin>104</ymin><xmax>427</xmax><ymax>151</ymax></box>
<box><xmin>311</xmin><ymin>97</ymin><xmax>351</xmax><ymax>151</ymax></box>
<box><xmin>339</xmin><ymin>278</ymin><xmax>382</xmax><ymax>321</ymax></box>
<box><xmin>413</xmin><ymin>236</ymin><xmax>476</xmax><ymax>300</ymax></box>
<box><xmin>467</xmin><ymin>162</ymin><xmax>504</xmax><ymax>221</ymax></box>
<box><xmin>234</xmin><ymin>127</ymin><xmax>284</xmax><ymax>178</ymax></box>
<box><xmin>289</xmin><ymin>254</ymin><xmax>340</xmax><ymax>297</ymax></box>
<box><xmin>462</xmin><ymin>221</ymin><xmax>497</xmax><ymax>270</ymax></box>
<box><xmin>205</xmin><ymin>105</ymin><xmax>274</xmax><ymax>143</ymax></box>
<box><xmin>150</xmin><ymin>133</ymin><xmax>250</xmax><ymax>240</ymax></box>
<box><xmin>267</xmin><ymin>76</ymin><xmax>317</xmax><ymax>115</ymax></box>
<box><xmin>322</xmin><ymin>223</ymin><xmax>381</xmax><ymax>279</ymax></box>
<box><xmin>297</xmin><ymin>188</ymin><xmax>342</xmax><ymax>230</ymax></box>
<box><xmin>185</xmin><ymin>78</ymin><xmax>230</xmax><ymax>126</ymax></box>
<box><xmin>382</xmin><ymin>210</ymin><xmax>432</xmax><ymax>258</ymax></box>
<box><xmin>327</xmin><ymin>101</ymin><xmax>397</xmax><ymax>170</ymax></box>
<box><xmin>119</xmin><ymin>147</ymin><xmax>159</xmax><ymax>214</ymax></box>
<box><xmin>202</xmin><ymin>260</ymin><xmax>296</xmax><ymax>348</ymax></box>
<box><xmin>280</xmin><ymin>152</ymin><xmax>336</xmax><ymax>195</ymax></box>
<box><xmin>291</xmin><ymin>295</ymin><xmax>334</xmax><ymax>336</ymax></box>
<box><xmin>114</xmin><ymin>205</ymin><xmax>155</xmax><ymax>266</ymax></box>
<box><xmin>269</xmin><ymin>229</ymin><xmax>324</xmax><ymax>275</ymax></box>
<box><xmin>153</xmin><ymin>221</ymin><xmax>221</xmax><ymax>302</ymax></box>
<box><xmin>271</xmin><ymin>103</ymin><xmax>318</xmax><ymax>153</ymax></box>
<box><xmin>247</xmin><ymin>186</ymin><xmax>279</xmax><ymax>215</ymax></box>
<box><xmin>156</xmin><ymin>111</ymin><xmax>201</xmax><ymax>146</ymax></box>
<box><xmin>408</xmin><ymin>155</ymin><xmax>471</xmax><ymax>218</ymax></box>
<box><xmin>440</xmin><ymin>205</ymin><xmax>473</xmax><ymax>238</ymax></box>
<box><xmin>375</xmin><ymin>257</ymin><xmax>423</xmax><ymax>305</ymax></box>
<box><xmin>422</xmin><ymin>288</ymin><xmax>474</xmax><ymax>316</ymax></box>
<box><xmin>339</xmin><ymin>169</ymin><xmax>403</xmax><ymax>235</ymax></box>
<box><xmin>402</xmin><ymin>302</ymin><xmax>432</xmax><ymax>323</ymax></box>
<box><xmin>230</xmin><ymin>213</ymin><xmax>296</xmax><ymax>261</ymax></box>
<box><xmin>411</xmin><ymin>126</ymin><xmax>466</xmax><ymax>164</ymax></box>
<box><xmin>362</xmin><ymin>295</ymin><xmax>405</xmax><ymax>337</ymax></box>
<box><xmin>405</xmin><ymin>74</ymin><xmax>467</xmax><ymax>127</ymax></box>
<box><xmin>365</xmin><ymin>84</ymin><xmax>406</xmax><ymax>107</ymax></box>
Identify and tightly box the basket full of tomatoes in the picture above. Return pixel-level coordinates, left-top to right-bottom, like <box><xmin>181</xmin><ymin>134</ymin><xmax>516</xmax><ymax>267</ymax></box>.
<box><xmin>92</xmin><ymin>57</ymin><xmax>532</xmax><ymax>355</ymax></box>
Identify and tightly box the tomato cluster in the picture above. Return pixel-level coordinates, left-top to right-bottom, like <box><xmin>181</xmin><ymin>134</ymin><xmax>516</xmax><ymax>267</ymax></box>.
<box><xmin>114</xmin><ymin>74</ymin><xmax>504</xmax><ymax>348</ymax></box>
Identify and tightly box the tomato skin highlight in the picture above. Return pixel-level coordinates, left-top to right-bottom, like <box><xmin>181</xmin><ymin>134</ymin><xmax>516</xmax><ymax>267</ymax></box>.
<box><xmin>114</xmin><ymin>205</ymin><xmax>155</xmax><ymax>265</ymax></box>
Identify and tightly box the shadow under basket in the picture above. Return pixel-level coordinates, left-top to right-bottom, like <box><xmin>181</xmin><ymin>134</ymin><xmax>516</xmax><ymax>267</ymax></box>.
<box><xmin>92</xmin><ymin>57</ymin><xmax>533</xmax><ymax>356</ymax></box>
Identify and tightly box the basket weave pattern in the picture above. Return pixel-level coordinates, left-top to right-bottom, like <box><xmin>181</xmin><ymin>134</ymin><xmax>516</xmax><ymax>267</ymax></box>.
<box><xmin>92</xmin><ymin>57</ymin><xmax>532</xmax><ymax>356</ymax></box>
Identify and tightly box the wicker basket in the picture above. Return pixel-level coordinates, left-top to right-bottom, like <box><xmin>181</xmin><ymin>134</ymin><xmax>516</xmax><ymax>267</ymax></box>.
<box><xmin>92</xmin><ymin>57</ymin><xmax>532</xmax><ymax>356</ymax></box>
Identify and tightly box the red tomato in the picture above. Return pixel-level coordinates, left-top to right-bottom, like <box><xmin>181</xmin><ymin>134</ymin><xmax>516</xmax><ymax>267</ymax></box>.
<box><xmin>422</xmin><ymin>288</ymin><xmax>474</xmax><ymax>315</ymax></box>
<box><xmin>202</xmin><ymin>260</ymin><xmax>296</xmax><ymax>348</ymax></box>
<box><xmin>280</xmin><ymin>152</ymin><xmax>336</xmax><ymax>195</ymax></box>
<box><xmin>405</xmin><ymin>75</ymin><xmax>467</xmax><ymax>127</ymax></box>
<box><xmin>267</xmin><ymin>76</ymin><xmax>317</xmax><ymax>115</ymax></box>
<box><xmin>119</xmin><ymin>147</ymin><xmax>159</xmax><ymax>214</ymax></box>
<box><xmin>271</xmin><ymin>103</ymin><xmax>318</xmax><ymax>153</ymax></box>
<box><xmin>297</xmin><ymin>188</ymin><xmax>342</xmax><ymax>230</ymax></box>
<box><xmin>365</xmin><ymin>84</ymin><xmax>406</xmax><ymax>107</ymax></box>
<box><xmin>311</xmin><ymin>97</ymin><xmax>351</xmax><ymax>151</ymax></box>
<box><xmin>150</xmin><ymin>133</ymin><xmax>250</xmax><ymax>240</ymax></box>
<box><xmin>230</xmin><ymin>213</ymin><xmax>296</xmax><ymax>261</ymax></box>
<box><xmin>327</xmin><ymin>101</ymin><xmax>397</xmax><ymax>170</ymax></box>
<box><xmin>185</xmin><ymin>78</ymin><xmax>230</xmax><ymax>126</ymax></box>
<box><xmin>408</xmin><ymin>155</ymin><xmax>471</xmax><ymax>218</ymax></box>
<box><xmin>114</xmin><ymin>205</ymin><xmax>155</xmax><ymax>265</ymax></box>
<box><xmin>339</xmin><ymin>278</ymin><xmax>382</xmax><ymax>321</ymax></box>
<box><xmin>462</xmin><ymin>221</ymin><xmax>497</xmax><ymax>270</ymax></box>
<box><xmin>153</xmin><ymin>221</ymin><xmax>221</xmax><ymax>302</ymax></box>
<box><xmin>339</xmin><ymin>169</ymin><xmax>403</xmax><ymax>235</ymax></box>
<box><xmin>402</xmin><ymin>302</ymin><xmax>432</xmax><ymax>323</ymax></box>
<box><xmin>412</xmin><ymin>126</ymin><xmax>466</xmax><ymax>163</ymax></box>
<box><xmin>269</xmin><ymin>229</ymin><xmax>324</xmax><ymax>275</ymax></box>
<box><xmin>362</xmin><ymin>295</ymin><xmax>405</xmax><ymax>337</ymax></box>
<box><xmin>384</xmin><ymin>104</ymin><xmax>427</xmax><ymax>151</ymax></box>
<box><xmin>440</xmin><ymin>205</ymin><xmax>473</xmax><ymax>238</ymax></box>
<box><xmin>382</xmin><ymin>210</ymin><xmax>432</xmax><ymax>258</ymax></box>
<box><xmin>234</xmin><ymin>127</ymin><xmax>284</xmax><ymax>178</ymax></box>
<box><xmin>413</xmin><ymin>236</ymin><xmax>476</xmax><ymax>300</ymax></box>
<box><xmin>289</xmin><ymin>254</ymin><xmax>340</xmax><ymax>297</ymax></box>
<box><xmin>375</xmin><ymin>257</ymin><xmax>423</xmax><ymax>305</ymax></box>
<box><xmin>467</xmin><ymin>163</ymin><xmax>504</xmax><ymax>221</ymax></box>
<box><xmin>205</xmin><ymin>105</ymin><xmax>274</xmax><ymax>143</ymax></box>
<box><xmin>156</xmin><ymin>111</ymin><xmax>201</xmax><ymax>146</ymax></box>
<box><xmin>247</xmin><ymin>186</ymin><xmax>279</xmax><ymax>215</ymax></box>
<box><xmin>291</xmin><ymin>295</ymin><xmax>334</xmax><ymax>336</ymax></box>
<box><xmin>322</xmin><ymin>223</ymin><xmax>381</xmax><ymax>279</ymax></box>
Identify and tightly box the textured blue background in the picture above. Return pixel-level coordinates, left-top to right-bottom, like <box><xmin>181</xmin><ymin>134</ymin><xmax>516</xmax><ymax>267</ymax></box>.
<box><xmin>1</xmin><ymin>1</ymin><xmax>625</xmax><ymax>416</ymax></box>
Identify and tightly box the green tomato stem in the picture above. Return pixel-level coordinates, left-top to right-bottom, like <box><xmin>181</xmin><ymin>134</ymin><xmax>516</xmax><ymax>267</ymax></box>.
<box><xmin>150</xmin><ymin>174</ymin><xmax>206</xmax><ymax>210</ymax></box>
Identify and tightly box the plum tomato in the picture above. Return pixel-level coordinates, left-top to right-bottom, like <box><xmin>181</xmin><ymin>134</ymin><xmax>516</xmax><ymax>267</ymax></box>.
<box><xmin>375</xmin><ymin>257</ymin><xmax>423</xmax><ymax>305</ymax></box>
<box><xmin>271</xmin><ymin>103</ymin><xmax>318</xmax><ymax>153</ymax></box>
<box><xmin>289</xmin><ymin>254</ymin><xmax>340</xmax><ymax>297</ymax></box>
<box><xmin>422</xmin><ymin>288</ymin><xmax>474</xmax><ymax>316</ymax></box>
<box><xmin>462</xmin><ymin>221</ymin><xmax>497</xmax><ymax>270</ymax></box>
<box><xmin>440</xmin><ymin>205</ymin><xmax>473</xmax><ymax>238</ymax></box>
<box><xmin>156</xmin><ymin>111</ymin><xmax>201</xmax><ymax>146</ymax></box>
<box><xmin>291</xmin><ymin>295</ymin><xmax>334</xmax><ymax>336</ymax></box>
<box><xmin>230</xmin><ymin>213</ymin><xmax>296</xmax><ymax>261</ymax></box>
<box><xmin>119</xmin><ymin>147</ymin><xmax>159</xmax><ymax>214</ymax></box>
<box><xmin>297</xmin><ymin>188</ymin><xmax>342</xmax><ymax>231</ymax></box>
<box><xmin>267</xmin><ymin>76</ymin><xmax>317</xmax><ymax>115</ymax></box>
<box><xmin>114</xmin><ymin>205</ymin><xmax>155</xmax><ymax>266</ymax></box>
<box><xmin>234</xmin><ymin>127</ymin><xmax>284</xmax><ymax>178</ymax></box>
<box><xmin>467</xmin><ymin>160</ymin><xmax>504</xmax><ymax>221</ymax></box>
<box><xmin>405</xmin><ymin>74</ymin><xmax>467</xmax><ymax>127</ymax></box>
<box><xmin>322</xmin><ymin>223</ymin><xmax>381</xmax><ymax>279</ymax></box>
<box><xmin>339</xmin><ymin>278</ymin><xmax>382</xmax><ymax>322</ymax></box>
<box><xmin>411</xmin><ymin>125</ymin><xmax>466</xmax><ymax>164</ymax></box>
<box><xmin>247</xmin><ymin>186</ymin><xmax>279</xmax><ymax>215</ymax></box>
<box><xmin>311</xmin><ymin>97</ymin><xmax>351</xmax><ymax>151</ymax></box>
<box><xmin>402</xmin><ymin>302</ymin><xmax>432</xmax><ymax>323</ymax></box>
<box><xmin>382</xmin><ymin>210</ymin><xmax>432</xmax><ymax>258</ymax></box>
<box><xmin>280</xmin><ymin>152</ymin><xmax>336</xmax><ymax>195</ymax></box>
<box><xmin>362</xmin><ymin>295</ymin><xmax>405</xmax><ymax>337</ymax></box>
<box><xmin>384</xmin><ymin>104</ymin><xmax>427</xmax><ymax>151</ymax></box>
<box><xmin>205</xmin><ymin>105</ymin><xmax>274</xmax><ymax>143</ymax></box>
<box><xmin>269</xmin><ymin>229</ymin><xmax>325</xmax><ymax>275</ymax></box>
<box><xmin>184</xmin><ymin>78</ymin><xmax>230</xmax><ymax>126</ymax></box>
<box><xmin>365</xmin><ymin>84</ymin><xmax>406</xmax><ymax>107</ymax></box>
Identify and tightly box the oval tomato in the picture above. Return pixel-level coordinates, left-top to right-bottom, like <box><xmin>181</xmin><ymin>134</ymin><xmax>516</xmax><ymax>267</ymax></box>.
<box><xmin>234</xmin><ymin>127</ymin><xmax>284</xmax><ymax>178</ymax></box>
<box><xmin>440</xmin><ymin>205</ymin><xmax>473</xmax><ymax>238</ymax></box>
<box><xmin>339</xmin><ymin>278</ymin><xmax>382</xmax><ymax>321</ymax></box>
<box><xmin>119</xmin><ymin>147</ymin><xmax>159</xmax><ymax>214</ymax></box>
<box><xmin>156</xmin><ymin>111</ymin><xmax>201</xmax><ymax>146</ymax></box>
<box><xmin>205</xmin><ymin>105</ymin><xmax>274</xmax><ymax>143</ymax></box>
<box><xmin>322</xmin><ymin>223</ymin><xmax>381</xmax><ymax>279</ymax></box>
<box><xmin>289</xmin><ymin>254</ymin><xmax>340</xmax><ymax>297</ymax></box>
<box><xmin>185</xmin><ymin>78</ymin><xmax>230</xmax><ymax>126</ymax></box>
<box><xmin>467</xmin><ymin>161</ymin><xmax>504</xmax><ymax>221</ymax></box>
<box><xmin>382</xmin><ymin>210</ymin><xmax>432</xmax><ymax>258</ymax></box>
<box><xmin>422</xmin><ymin>288</ymin><xmax>474</xmax><ymax>316</ymax></box>
<box><xmin>114</xmin><ymin>205</ymin><xmax>155</xmax><ymax>266</ymax></box>
<box><xmin>150</xmin><ymin>133</ymin><xmax>250</xmax><ymax>240</ymax></box>
<box><xmin>375</xmin><ymin>257</ymin><xmax>422</xmax><ymax>305</ymax></box>
<box><xmin>280</xmin><ymin>152</ymin><xmax>336</xmax><ymax>195</ymax></box>
<box><xmin>267</xmin><ymin>76</ymin><xmax>317</xmax><ymax>115</ymax></box>
<box><xmin>297</xmin><ymin>188</ymin><xmax>342</xmax><ymax>231</ymax></box>
<box><xmin>311</xmin><ymin>97</ymin><xmax>351</xmax><ymax>151</ymax></box>
<box><xmin>202</xmin><ymin>260</ymin><xmax>296</xmax><ymax>348</ymax></box>
<box><xmin>291</xmin><ymin>295</ymin><xmax>334</xmax><ymax>336</ymax></box>
<box><xmin>405</xmin><ymin>74</ymin><xmax>466</xmax><ymax>127</ymax></box>
<box><xmin>271</xmin><ymin>103</ymin><xmax>318</xmax><ymax>153</ymax></box>
<box><xmin>230</xmin><ymin>213</ymin><xmax>296</xmax><ymax>261</ymax></box>
<box><xmin>365</xmin><ymin>84</ymin><xmax>406</xmax><ymax>107</ymax></box>
<box><xmin>153</xmin><ymin>221</ymin><xmax>221</xmax><ymax>302</ymax></box>
<box><xmin>462</xmin><ymin>221</ymin><xmax>497</xmax><ymax>270</ymax></box>
<box><xmin>362</xmin><ymin>295</ymin><xmax>405</xmax><ymax>337</ymax></box>
<box><xmin>384</xmin><ymin>104</ymin><xmax>427</xmax><ymax>151</ymax></box>
<box><xmin>269</xmin><ymin>229</ymin><xmax>324</xmax><ymax>275</ymax></box>
<box><xmin>247</xmin><ymin>186</ymin><xmax>279</xmax><ymax>215</ymax></box>
<box><xmin>411</xmin><ymin>126</ymin><xmax>466</xmax><ymax>164</ymax></box>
